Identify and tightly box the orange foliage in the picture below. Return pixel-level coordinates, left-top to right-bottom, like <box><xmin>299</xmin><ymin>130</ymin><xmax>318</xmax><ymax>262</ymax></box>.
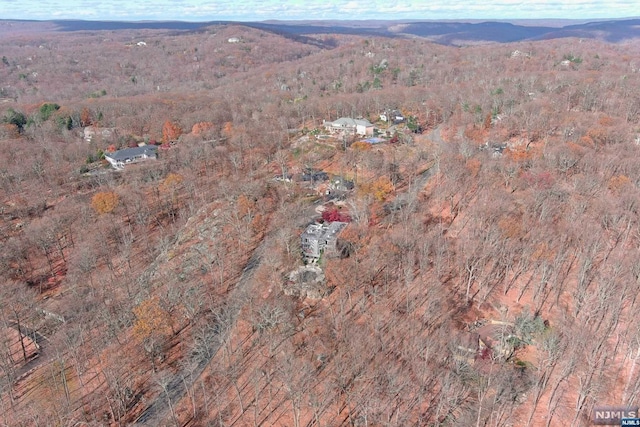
<box><xmin>483</xmin><ymin>112</ymin><xmax>492</xmax><ymax>130</ymax></box>
<box><xmin>578</xmin><ymin>135</ymin><xmax>595</xmax><ymax>148</ymax></box>
<box><xmin>162</xmin><ymin>120</ymin><xmax>183</xmax><ymax>143</ymax></box>
<box><xmin>440</xmin><ymin>125</ymin><xmax>458</xmax><ymax>142</ymax></box>
<box><xmin>351</xmin><ymin>141</ymin><xmax>372</xmax><ymax>151</ymax></box>
<box><xmin>250</xmin><ymin>213</ymin><xmax>267</xmax><ymax>236</ymax></box>
<box><xmin>222</xmin><ymin>121</ymin><xmax>234</xmax><ymax>137</ymax></box>
<box><xmin>159</xmin><ymin>173</ymin><xmax>183</xmax><ymax>193</ymax></box>
<box><xmin>91</xmin><ymin>191</ymin><xmax>119</xmax><ymax>214</ymax></box>
<box><xmin>191</xmin><ymin>121</ymin><xmax>214</xmax><ymax>136</ymax></box>
<box><xmin>80</xmin><ymin>107</ymin><xmax>92</xmax><ymax>127</ymax></box>
<box><xmin>586</xmin><ymin>127</ymin><xmax>610</xmax><ymax>146</ymax></box>
<box><xmin>505</xmin><ymin>147</ymin><xmax>534</xmax><ymax>162</ymax></box>
<box><xmin>133</xmin><ymin>296</ymin><xmax>173</xmax><ymax>340</ymax></box>
<box><xmin>237</xmin><ymin>194</ymin><xmax>255</xmax><ymax>218</ymax></box>
<box><xmin>465</xmin><ymin>158</ymin><xmax>481</xmax><ymax>177</ymax></box>
<box><xmin>598</xmin><ymin>115</ymin><xmax>614</xmax><ymax>127</ymax></box>
<box><xmin>363</xmin><ymin>176</ymin><xmax>394</xmax><ymax>201</ymax></box>
<box><xmin>464</xmin><ymin>124</ymin><xmax>488</xmax><ymax>143</ymax></box>
<box><xmin>498</xmin><ymin>216</ymin><xmax>524</xmax><ymax>240</ymax></box>
<box><xmin>608</xmin><ymin>175</ymin><xmax>631</xmax><ymax>192</ymax></box>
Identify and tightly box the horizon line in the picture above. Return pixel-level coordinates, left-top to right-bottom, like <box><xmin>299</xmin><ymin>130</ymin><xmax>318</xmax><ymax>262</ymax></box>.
<box><xmin>2</xmin><ymin>16</ymin><xmax>639</xmax><ymax>24</ymax></box>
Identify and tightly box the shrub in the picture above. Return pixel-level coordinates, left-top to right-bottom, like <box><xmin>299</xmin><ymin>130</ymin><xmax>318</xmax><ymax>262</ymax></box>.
<box><xmin>3</xmin><ymin>108</ymin><xmax>27</xmax><ymax>132</ymax></box>
<box><xmin>38</xmin><ymin>103</ymin><xmax>60</xmax><ymax>121</ymax></box>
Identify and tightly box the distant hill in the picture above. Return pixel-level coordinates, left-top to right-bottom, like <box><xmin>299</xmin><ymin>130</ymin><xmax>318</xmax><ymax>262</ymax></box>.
<box><xmin>0</xmin><ymin>18</ymin><xmax>639</xmax><ymax>45</ymax></box>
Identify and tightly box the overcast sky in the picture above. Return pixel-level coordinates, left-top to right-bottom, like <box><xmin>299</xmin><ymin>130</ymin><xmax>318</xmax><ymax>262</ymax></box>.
<box><xmin>1</xmin><ymin>0</ymin><xmax>638</xmax><ymax>21</ymax></box>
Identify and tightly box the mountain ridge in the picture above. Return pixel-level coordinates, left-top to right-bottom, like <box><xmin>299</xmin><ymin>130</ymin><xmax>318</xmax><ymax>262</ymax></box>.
<box><xmin>1</xmin><ymin>17</ymin><xmax>639</xmax><ymax>45</ymax></box>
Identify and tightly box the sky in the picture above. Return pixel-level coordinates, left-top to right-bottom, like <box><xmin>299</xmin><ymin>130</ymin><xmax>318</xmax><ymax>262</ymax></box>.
<box><xmin>0</xmin><ymin>0</ymin><xmax>638</xmax><ymax>22</ymax></box>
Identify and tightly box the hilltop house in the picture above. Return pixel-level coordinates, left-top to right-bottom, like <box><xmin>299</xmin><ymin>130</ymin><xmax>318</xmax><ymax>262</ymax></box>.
<box><xmin>301</xmin><ymin>221</ymin><xmax>348</xmax><ymax>260</ymax></box>
<box><xmin>323</xmin><ymin>117</ymin><xmax>374</xmax><ymax>137</ymax></box>
<box><xmin>104</xmin><ymin>145</ymin><xmax>158</xmax><ymax>170</ymax></box>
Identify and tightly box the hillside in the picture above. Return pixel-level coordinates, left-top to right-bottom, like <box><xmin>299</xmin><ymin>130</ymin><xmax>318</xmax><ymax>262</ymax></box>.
<box><xmin>1</xmin><ymin>20</ymin><xmax>640</xmax><ymax>427</ymax></box>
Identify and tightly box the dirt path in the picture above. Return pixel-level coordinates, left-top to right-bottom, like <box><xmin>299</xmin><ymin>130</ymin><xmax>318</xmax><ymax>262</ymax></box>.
<box><xmin>133</xmin><ymin>240</ymin><xmax>267</xmax><ymax>425</ymax></box>
<box><xmin>10</xmin><ymin>322</ymin><xmax>50</xmax><ymax>379</ymax></box>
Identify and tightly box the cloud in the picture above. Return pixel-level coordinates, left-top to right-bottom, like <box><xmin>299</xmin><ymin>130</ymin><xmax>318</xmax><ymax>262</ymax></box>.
<box><xmin>2</xmin><ymin>0</ymin><xmax>638</xmax><ymax>21</ymax></box>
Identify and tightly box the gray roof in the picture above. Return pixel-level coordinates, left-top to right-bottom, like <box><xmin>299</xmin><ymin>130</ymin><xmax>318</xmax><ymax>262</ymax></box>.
<box><xmin>302</xmin><ymin>221</ymin><xmax>348</xmax><ymax>240</ymax></box>
<box><xmin>106</xmin><ymin>145</ymin><xmax>157</xmax><ymax>161</ymax></box>
<box><xmin>331</xmin><ymin>117</ymin><xmax>373</xmax><ymax>127</ymax></box>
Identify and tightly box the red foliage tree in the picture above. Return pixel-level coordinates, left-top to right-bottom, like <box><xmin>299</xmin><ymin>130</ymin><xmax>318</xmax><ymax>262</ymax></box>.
<box><xmin>322</xmin><ymin>208</ymin><xmax>351</xmax><ymax>223</ymax></box>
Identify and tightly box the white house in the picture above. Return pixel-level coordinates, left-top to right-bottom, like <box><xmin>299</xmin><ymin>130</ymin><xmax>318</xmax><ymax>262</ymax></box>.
<box><xmin>104</xmin><ymin>145</ymin><xmax>158</xmax><ymax>170</ymax></box>
<box><xmin>323</xmin><ymin>117</ymin><xmax>374</xmax><ymax>137</ymax></box>
<box><xmin>379</xmin><ymin>109</ymin><xmax>405</xmax><ymax>124</ymax></box>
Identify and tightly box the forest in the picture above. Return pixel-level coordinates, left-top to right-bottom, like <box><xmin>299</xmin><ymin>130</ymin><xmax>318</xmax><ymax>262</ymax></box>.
<box><xmin>1</xmin><ymin>19</ymin><xmax>640</xmax><ymax>427</ymax></box>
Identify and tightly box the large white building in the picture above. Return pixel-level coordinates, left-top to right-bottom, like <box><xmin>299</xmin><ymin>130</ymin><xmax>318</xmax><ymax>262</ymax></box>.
<box><xmin>323</xmin><ymin>117</ymin><xmax>374</xmax><ymax>137</ymax></box>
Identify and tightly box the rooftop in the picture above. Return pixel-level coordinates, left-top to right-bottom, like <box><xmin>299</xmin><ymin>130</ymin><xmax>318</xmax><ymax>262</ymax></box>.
<box><xmin>331</xmin><ymin>117</ymin><xmax>373</xmax><ymax>127</ymax></box>
<box><xmin>106</xmin><ymin>145</ymin><xmax>158</xmax><ymax>161</ymax></box>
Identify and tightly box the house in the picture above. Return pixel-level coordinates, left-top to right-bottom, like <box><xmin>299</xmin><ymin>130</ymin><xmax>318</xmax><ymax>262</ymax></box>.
<box><xmin>480</xmin><ymin>141</ymin><xmax>507</xmax><ymax>157</ymax></box>
<box><xmin>83</xmin><ymin>127</ymin><xmax>117</xmax><ymax>143</ymax></box>
<box><xmin>323</xmin><ymin>117</ymin><xmax>375</xmax><ymax>137</ymax></box>
<box><xmin>104</xmin><ymin>145</ymin><xmax>158</xmax><ymax>170</ymax></box>
<box><xmin>452</xmin><ymin>332</ymin><xmax>480</xmax><ymax>364</ymax></box>
<box><xmin>476</xmin><ymin>323</ymin><xmax>518</xmax><ymax>360</ymax></box>
<box><xmin>379</xmin><ymin>109</ymin><xmax>405</xmax><ymax>124</ymax></box>
<box><xmin>300</xmin><ymin>169</ymin><xmax>329</xmax><ymax>183</ymax></box>
<box><xmin>301</xmin><ymin>221</ymin><xmax>348</xmax><ymax>259</ymax></box>
<box><xmin>228</xmin><ymin>37</ymin><xmax>241</xmax><ymax>43</ymax></box>
<box><xmin>328</xmin><ymin>176</ymin><xmax>355</xmax><ymax>194</ymax></box>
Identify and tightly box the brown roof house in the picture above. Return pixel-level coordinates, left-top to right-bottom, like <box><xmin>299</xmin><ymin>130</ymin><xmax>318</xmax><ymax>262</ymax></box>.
<box><xmin>452</xmin><ymin>323</ymin><xmax>519</xmax><ymax>364</ymax></box>
<box><xmin>301</xmin><ymin>221</ymin><xmax>348</xmax><ymax>261</ymax></box>
<box><xmin>476</xmin><ymin>323</ymin><xmax>519</xmax><ymax>361</ymax></box>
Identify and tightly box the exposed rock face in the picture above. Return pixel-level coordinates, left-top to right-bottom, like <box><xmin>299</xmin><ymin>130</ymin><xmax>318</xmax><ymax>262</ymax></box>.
<box><xmin>284</xmin><ymin>265</ymin><xmax>329</xmax><ymax>299</ymax></box>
